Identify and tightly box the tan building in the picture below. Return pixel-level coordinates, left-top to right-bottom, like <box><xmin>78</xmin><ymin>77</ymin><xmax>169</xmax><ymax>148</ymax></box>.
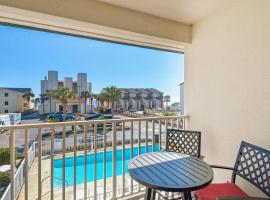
<box><xmin>0</xmin><ymin>87</ymin><xmax>34</xmax><ymax>113</ymax></box>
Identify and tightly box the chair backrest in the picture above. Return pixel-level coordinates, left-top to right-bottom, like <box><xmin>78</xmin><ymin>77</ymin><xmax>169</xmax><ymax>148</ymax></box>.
<box><xmin>232</xmin><ymin>141</ymin><xmax>270</xmax><ymax>197</ymax></box>
<box><xmin>166</xmin><ymin>129</ymin><xmax>201</xmax><ymax>158</ymax></box>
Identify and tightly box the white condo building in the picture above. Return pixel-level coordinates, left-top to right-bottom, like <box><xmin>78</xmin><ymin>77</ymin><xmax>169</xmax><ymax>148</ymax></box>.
<box><xmin>39</xmin><ymin>70</ymin><xmax>92</xmax><ymax>114</ymax></box>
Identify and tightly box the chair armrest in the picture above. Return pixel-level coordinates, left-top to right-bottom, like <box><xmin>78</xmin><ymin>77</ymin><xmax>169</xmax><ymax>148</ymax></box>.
<box><xmin>210</xmin><ymin>165</ymin><xmax>234</xmax><ymax>171</ymax></box>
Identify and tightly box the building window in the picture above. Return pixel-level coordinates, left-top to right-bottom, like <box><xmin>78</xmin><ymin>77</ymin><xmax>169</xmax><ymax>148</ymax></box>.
<box><xmin>4</xmin><ymin>110</ymin><xmax>8</xmax><ymax>113</ymax></box>
<box><xmin>4</xmin><ymin>101</ymin><xmax>8</xmax><ymax>105</ymax></box>
<box><xmin>4</xmin><ymin>93</ymin><xmax>8</xmax><ymax>97</ymax></box>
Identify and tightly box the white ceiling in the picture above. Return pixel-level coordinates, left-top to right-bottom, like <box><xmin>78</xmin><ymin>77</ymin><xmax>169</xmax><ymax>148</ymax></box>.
<box><xmin>100</xmin><ymin>0</ymin><xmax>234</xmax><ymax>24</ymax></box>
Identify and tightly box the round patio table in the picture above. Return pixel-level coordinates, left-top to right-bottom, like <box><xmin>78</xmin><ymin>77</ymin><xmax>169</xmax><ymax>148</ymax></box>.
<box><xmin>128</xmin><ymin>151</ymin><xmax>213</xmax><ymax>200</ymax></box>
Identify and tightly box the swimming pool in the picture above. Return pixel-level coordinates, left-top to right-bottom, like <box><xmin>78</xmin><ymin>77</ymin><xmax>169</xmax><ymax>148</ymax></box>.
<box><xmin>53</xmin><ymin>145</ymin><xmax>159</xmax><ymax>188</ymax></box>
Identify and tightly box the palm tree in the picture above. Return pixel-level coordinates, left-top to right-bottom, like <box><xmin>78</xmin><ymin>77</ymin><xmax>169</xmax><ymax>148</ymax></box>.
<box><xmin>163</xmin><ymin>95</ymin><xmax>171</xmax><ymax>109</ymax></box>
<box><xmin>89</xmin><ymin>93</ymin><xmax>96</xmax><ymax>112</ymax></box>
<box><xmin>39</xmin><ymin>94</ymin><xmax>48</xmax><ymax>114</ymax></box>
<box><xmin>46</xmin><ymin>90</ymin><xmax>55</xmax><ymax>113</ymax></box>
<box><xmin>93</xmin><ymin>94</ymin><xmax>100</xmax><ymax>108</ymax></box>
<box><xmin>52</xmin><ymin>87</ymin><xmax>76</xmax><ymax>117</ymax></box>
<box><xmin>33</xmin><ymin>98</ymin><xmax>40</xmax><ymax>111</ymax></box>
<box><xmin>103</xmin><ymin>86</ymin><xmax>122</xmax><ymax>110</ymax></box>
<box><xmin>99</xmin><ymin>92</ymin><xmax>110</xmax><ymax>108</ymax></box>
<box><xmin>80</xmin><ymin>91</ymin><xmax>91</xmax><ymax>114</ymax></box>
<box><xmin>22</xmin><ymin>91</ymin><xmax>35</xmax><ymax>103</ymax></box>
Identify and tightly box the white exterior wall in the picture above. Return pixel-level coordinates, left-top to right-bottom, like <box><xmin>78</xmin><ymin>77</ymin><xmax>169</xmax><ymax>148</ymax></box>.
<box><xmin>64</xmin><ymin>77</ymin><xmax>73</xmax><ymax>90</ymax></box>
<box><xmin>48</xmin><ymin>70</ymin><xmax>58</xmax><ymax>90</ymax></box>
<box><xmin>184</xmin><ymin>0</ymin><xmax>270</xmax><ymax>197</ymax></box>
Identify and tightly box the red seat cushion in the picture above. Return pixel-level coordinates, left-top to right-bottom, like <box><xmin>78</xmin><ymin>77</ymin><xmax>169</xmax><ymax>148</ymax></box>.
<box><xmin>194</xmin><ymin>183</ymin><xmax>248</xmax><ymax>200</ymax></box>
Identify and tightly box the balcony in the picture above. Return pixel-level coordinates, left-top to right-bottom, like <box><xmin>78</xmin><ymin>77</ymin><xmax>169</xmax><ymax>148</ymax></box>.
<box><xmin>0</xmin><ymin>115</ymin><xmax>188</xmax><ymax>200</ymax></box>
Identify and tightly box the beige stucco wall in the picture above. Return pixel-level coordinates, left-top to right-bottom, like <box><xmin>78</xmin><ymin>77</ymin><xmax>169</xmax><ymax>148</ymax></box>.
<box><xmin>184</xmin><ymin>0</ymin><xmax>270</xmax><ymax>196</ymax></box>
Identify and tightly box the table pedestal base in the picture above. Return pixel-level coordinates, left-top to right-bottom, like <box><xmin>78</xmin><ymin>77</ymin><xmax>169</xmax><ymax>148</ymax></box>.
<box><xmin>145</xmin><ymin>188</ymin><xmax>156</xmax><ymax>200</ymax></box>
<box><xmin>145</xmin><ymin>188</ymin><xmax>192</xmax><ymax>200</ymax></box>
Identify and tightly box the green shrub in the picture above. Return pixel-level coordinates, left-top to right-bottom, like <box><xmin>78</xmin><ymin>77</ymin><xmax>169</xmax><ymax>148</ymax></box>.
<box><xmin>47</xmin><ymin>118</ymin><xmax>59</xmax><ymax>123</ymax></box>
<box><xmin>0</xmin><ymin>172</ymin><xmax>10</xmax><ymax>188</ymax></box>
<box><xmin>0</xmin><ymin>149</ymin><xmax>10</xmax><ymax>165</ymax></box>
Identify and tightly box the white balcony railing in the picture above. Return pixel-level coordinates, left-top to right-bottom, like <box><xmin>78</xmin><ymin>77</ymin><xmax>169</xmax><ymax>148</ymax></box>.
<box><xmin>0</xmin><ymin>115</ymin><xmax>188</xmax><ymax>200</ymax></box>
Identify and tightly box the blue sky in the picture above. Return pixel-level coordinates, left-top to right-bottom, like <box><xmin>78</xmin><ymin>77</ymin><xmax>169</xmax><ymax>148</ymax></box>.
<box><xmin>0</xmin><ymin>24</ymin><xmax>184</xmax><ymax>102</ymax></box>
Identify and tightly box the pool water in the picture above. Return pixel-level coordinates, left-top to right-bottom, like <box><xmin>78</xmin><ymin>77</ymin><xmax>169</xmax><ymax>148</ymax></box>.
<box><xmin>53</xmin><ymin>145</ymin><xmax>159</xmax><ymax>188</ymax></box>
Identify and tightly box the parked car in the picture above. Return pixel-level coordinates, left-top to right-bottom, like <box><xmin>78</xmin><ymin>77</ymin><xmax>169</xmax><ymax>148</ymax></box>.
<box><xmin>48</xmin><ymin>112</ymin><xmax>74</xmax><ymax>121</ymax></box>
<box><xmin>85</xmin><ymin>113</ymin><xmax>102</xmax><ymax>120</ymax></box>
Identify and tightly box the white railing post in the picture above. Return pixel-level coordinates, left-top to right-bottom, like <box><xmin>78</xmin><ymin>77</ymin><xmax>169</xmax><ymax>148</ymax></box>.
<box><xmin>62</xmin><ymin>126</ymin><xmax>66</xmax><ymax>200</ymax></box>
<box><xmin>84</xmin><ymin>124</ymin><xmax>88</xmax><ymax>200</ymax></box>
<box><xmin>103</xmin><ymin>123</ymin><xmax>107</xmax><ymax>200</ymax></box>
<box><xmin>130</xmin><ymin>121</ymin><xmax>134</xmax><ymax>194</ymax></box>
<box><xmin>10</xmin><ymin>129</ymin><xmax>15</xmax><ymax>200</ymax></box>
<box><xmin>24</xmin><ymin>128</ymin><xmax>28</xmax><ymax>200</ymax></box>
<box><xmin>73</xmin><ymin>124</ymin><xmax>77</xmax><ymax>200</ymax></box>
<box><xmin>38</xmin><ymin>127</ymin><xmax>42</xmax><ymax>200</ymax></box>
<box><xmin>50</xmin><ymin>127</ymin><xmax>55</xmax><ymax>200</ymax></box>
<box><xmin>145</xmin><ymin>120</ymin><xmax>148</xmax><ymax>153</ymax></box>
<box><xmin>94</xmin><ymin>123</ymin><xmax>97</xmax><ymax>200</ymax></box>
<box><xmin>159</xmin><ymin>120</ymin><xmax>162</xmax><ymax>150</ymax></box>
<box><xmin>152</xmin><ymin>120</ymin><xmax>155</xmax><ymax>152</ymax></box>
<box><xmin>112</xmin><ymin>122</ymin><xmax>116</xmax><ymax>199</ymax></box>
<box><xmin>122</xmin><ymin>122</ymin><xmax>125</xmax><ymax>197</ymax></box>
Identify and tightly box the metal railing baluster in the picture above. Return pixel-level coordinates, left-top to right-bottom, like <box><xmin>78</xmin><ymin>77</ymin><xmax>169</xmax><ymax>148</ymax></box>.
<box><xmin>73</xmin><ymin>124</ymin><xmax>77</xmax><ymax>200</ymax></box>
<box><xmin>38</xmin><ymin>127</ymin><xmax>42</xmax><ymax>200</ymax></box>
<box><xmin>51</xmin><ymin>127</ymin><xmax>55</xmax><ymax>200</ymax></box>
<box><xmin>10</xmin><ymin>129</ymin><xmax>15</xmax><ymax>200</ymax></box>
<box><xmin>84</xmin><ymin>124</ymin><xmax>88</xmax><ymax>200</ymax></box>
<box><xmin>138</xmin><ymin>120</ymin><xmax>141</xmax><ymax>191</ymax></box>
<box><xmin>24</xmin><ymin>128</ymin><xmax>28</xmax><ymax>200</ymax></box>
<box><xmin>112</xmin><ymin>122</ymin><xmax>116</xmax><ymax>199</ymax></box>
<box><xmin>145</xmin><ymin>120</ymin><xmax>148</xmax><ymax>153</ymax></box>
<box><xmin>94</xmin><ymin>123</ymin><xmax>97</xmax><ymax>200</ymax></box>
<box><xmin>122</xmin><ymin>122</ymin><xmax>126</xmax><ymax>197</ymax></box>
<box><xmin>138</xmin><ymin>120</ymin><xmax>141</xmax><ymax>155</ymax></box>
<box><xmin>159</xmin><ymin>120</ymin><xmax>162</xmax><ymax>150</ymax></box>
<box><xmin>103</xmin><ymin>123</ymin><xmax>107</xmax><ymax>200</ymax></box>
<box><xmin>152</xmin><ymin>120</ymin><xmax>155</xmax><ymax>152</ymax></box>
<box><xmin>62</xmin><ymin>126</ymin><xmax>66</xmax><ymax>200</ymax></box>
<box><xmin>130</xmin><ymin>121</ymin><xmax>134</xmax><ymax>194</ymax></box>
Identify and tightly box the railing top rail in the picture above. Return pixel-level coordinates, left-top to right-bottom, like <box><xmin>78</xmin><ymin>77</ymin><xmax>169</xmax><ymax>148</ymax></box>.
<box><xmin>0</xmin><ymin>115</ymin><xmax>189</xmax><ymax>130</ymax></box>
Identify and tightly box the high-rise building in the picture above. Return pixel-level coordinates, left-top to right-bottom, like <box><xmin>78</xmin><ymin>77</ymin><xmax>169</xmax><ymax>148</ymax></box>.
<box><xmin>48</xmin><ymin>70</ymin><xmax>58</xmax><ymax>90</ymax></box>
<box><xmin>64</xmin><ymin>77</ymin><xmax>73</xmax><ymax>90</ymax></box>
<box><xmin>77</xmin><ymin>73</ymin><xmax>87</xmax><ymax>96</ymax></box>
<box><xmin>40</xmin><ymin>76</ymin><xmax>48</xmax><ymax>94</ymax></box>
<box><xmin>39</xmin><ymin>70</ymin><xmax>92</xmax><ymax>114</ymax></box>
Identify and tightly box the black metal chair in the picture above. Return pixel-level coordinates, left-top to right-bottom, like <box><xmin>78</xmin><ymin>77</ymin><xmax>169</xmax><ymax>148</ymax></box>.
<box><xmin>157</xmin><ymin>129</ymin><xmax>202</xmax><ymax>199</ymax></box>
<box><xmin>166</xmin><ymin>129</ymin><xmax>201</xmax><ymax>158</ymax></box>
<box><xmin>195</xmin><ymin>141</ymin><xmax>270</xmax><ymax>200</ymax></box>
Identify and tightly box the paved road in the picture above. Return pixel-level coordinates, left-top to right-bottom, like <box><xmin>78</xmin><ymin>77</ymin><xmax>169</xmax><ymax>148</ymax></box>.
<box><xmin>0</xmin><ymin>116</ymin><xmax>171</xmax><ymax>149</ymax></box>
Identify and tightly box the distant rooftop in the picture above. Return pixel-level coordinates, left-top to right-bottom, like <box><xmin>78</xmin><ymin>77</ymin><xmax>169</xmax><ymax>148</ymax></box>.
<box><xmin>120</xmin><ymin>88</ymin><xmax>163</xmax><ymax>94</ymax></box>
<box><xmin>0</xmin><ymin>87</ymin><xmax>32</xmax><ymax>93</ymax></box>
